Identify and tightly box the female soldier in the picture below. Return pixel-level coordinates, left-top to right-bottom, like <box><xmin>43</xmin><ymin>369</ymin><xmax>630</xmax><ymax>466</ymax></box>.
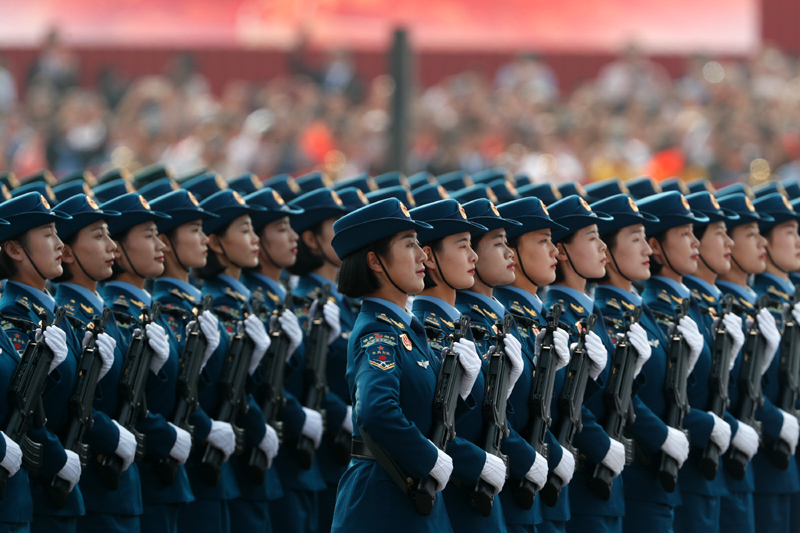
<box><xmin>636</xmin><ymin>191</ymin><xmax>731</xmax><ymax>533</ymax></box>
<box><xmin>330</xmin><ymin>198</ymin><xmax>481</xmax><ymax>533</ymax></box>
<box><xmin>589</xmin><ymin>193</ymin><xmax>691</xmax><ymax>533</ymax></box>
<box><xmin>98</xmin><ymin>192</ymin><xmax>193</xmax><ymax>533</ymax></box>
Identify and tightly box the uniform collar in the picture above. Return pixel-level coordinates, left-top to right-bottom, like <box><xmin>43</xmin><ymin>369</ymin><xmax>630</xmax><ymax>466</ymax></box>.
<box><xmin>683</xmin><ymin>275</ymin><xmax>722</xmax><ymax>300</ymax></box>
<box><xmin>244</xmin><ymin>271</ymin><xmax>286</xmax><ymax>300</ymax></box>
<box><xmin>757</xmin><ymin>271</ymin><xmax>796</xmax><ymax>295</ymax></box>
<box><xmin>156</xmin><ymin>277</ymin><xmax>202</xmax><ymax>302</ymax></box>
<box><xmin>495</xmin><ymin>285</ymin><xmax>543</xmax><ymax>314</ymax></box>
<box><xmin>650</xmin><ymin>276</ymin><xmax>692</xmax><ymax>299</ymax></box>
<box><xmin>547</xmin><ymin>284</ymin><xmax>594</xmax><ymax>313</ymax></box>
<box><xmin>458</xmin><ymin>290</ymin><xmax>507</xmax><ymax>319</ymax></box>
<box><xmin>412</xmin><ymin>295</ymin><xmax>461</xmax><ymax>322</ymax></box>
<box><xmin>363</xmin><ymin>297</ymin><xmax>414</xmax><ymax>327</ymax></box>
<box><xmin>6</xmin><ymin>280</ymin><xmax>56</xmax><ymax>314</ymax></box>
<box><xmin>308</xmin><ymin>272</ymin><xmax>343</xmax><ymax>302</ymax></box>
<box><xmin>595</xmin><ymin>284</ymin><xmax>642</xmax><ymax>306</ymax></box>
<box><xmin>58</xmin><ymin>282</ymin><xmax>104</xmax><ymax>311</ymax></box>
<box><xmin>218</xmin><ymin>274</ymin><xmax>252</xmax><ymax>300</ymax></box>
<box><xmin>102</xmin><ymin>281</ymin><xmax>153</xmax><ymax>307</ymax></box>
<box><xmin>716</xmin><ymin>280</ymin><xmax>757</xmax><ymax>304</ymax></box>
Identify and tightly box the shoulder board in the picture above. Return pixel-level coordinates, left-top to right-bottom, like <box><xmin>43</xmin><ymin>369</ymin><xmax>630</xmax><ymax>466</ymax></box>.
<box><xmin>701</xmin><ymin>292</ymin><xmax>716</xmax><ymax>304</ymax></box>
<box><xmin>424</xmin><ymin>314</ymin><xmax>440</xmax><ymax>327</ymax></box>
<box><xmin>79</xmin><ymin>303</ymin><xmax>94</xmax><ymax>315</ymax></box>
<box><xmin>658</xmin><ymin>290</ymin><xmax>672</xmax><ymax>304</ymax></box>
<box><xmin>440</xmin><ymin>317</ymin><xmax>455</xmax><ymax>329</ymax></box>
<box><xmin>569</xmin><ymin>302</ymin><xmax>585</xmax><ymax>314</ymax></box>
<box><xmin>620</xmin><ymin>299</ymin><xmax>635</xmax><ymax>311</ymax></box>
<box><xmin>606</xmin><ymin>298</ymin><xmax>620</xmax><ymax>310</ymax></box>
<box><xmin>470</xmin><ymin>304</ymin><xmax>486</xmax><ymax>318</ymax></box>
<box><xmin>522</xmin><ymin>305</ymin><xmax>538</xmax><ymax>319</ymax></box>
<box><xmin>671</xmin><ymin>294</ymin><xmax>683</xmax><ymax>304</ymax></box>
<box><xmin>481</xmin><ymin>307</ymin><xmax>498</xmax><ymax>320</ymax></box>
<box><xmin>130</xmin><ymin>298</ymin><xmax>145</xmax><ymax>309</ymax></box>
<box><xmin>113</xmin><ymin>295</ymin><xmax>128</xmax><ymax>307</ymax></box>
<box><xmin>509</xmin><ymin>301</ymin><xmax>525</xmax><ymax>315</ymax></box>
<box><xmin>767</xmin><ymin>285</ymin><xmax>790</xmax><ymax>302</ymax></box>
<box><xmin>265</xmin><ymin>290</ymin><xmax>281</xmax><ymax>303</ymax></box>
<box><xmin>14</xmin><ymin>297</ymin><xmax>29</xmax><ymax>311</ymax></box>
<box><xmin>376</xmin><ymin>313</ymin><xmax>394</xmax><ymax>326</ymax></box>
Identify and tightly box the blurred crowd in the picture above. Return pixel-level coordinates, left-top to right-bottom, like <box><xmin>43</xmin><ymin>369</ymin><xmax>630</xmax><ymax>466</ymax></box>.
<box><xmin>2</xmin><ymin>32</ymin><xmax>800</xmax><ymax>188</ymax></box>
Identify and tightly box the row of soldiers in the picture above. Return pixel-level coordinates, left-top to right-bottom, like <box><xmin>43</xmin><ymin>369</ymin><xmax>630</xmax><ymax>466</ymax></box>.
<box><xmin>0</xmin><ymin>163</ymin><xmax>794</xmax><ymax>533</ymax></box>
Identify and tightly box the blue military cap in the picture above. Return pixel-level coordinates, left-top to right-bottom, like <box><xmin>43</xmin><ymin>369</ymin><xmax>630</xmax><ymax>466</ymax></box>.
<box><xmin>407</xmin><ymin>172</ymin><xmax>437</xmax><ymax>189</ymax></box>
<box><xmin>60</xmin><ymin>169</ymin><xmax>98</xmax><ymax>187</ymax></box>
<box><xmin>752</xmin><ymin>193</ymin><xmax>800</xmax><ymax>232</ymax></box>
<box><xmin>245</xmin><ymin>188</ymin><xmax>304</xmax><ymax>230</ymax></box>
<box><xmin>199</xmin><ymin>190</ymin><xmax>266</xmax><ymax>235</ymax></box>
<box><xmin>53</xmin><ymin>180</ymin><xmax>94</xmax><ymax>203</ymax></box>
<box><xmin>461</xmin><ymin>199</ymin><xmax>522</xmax><ymax>234</ymax></box>
<box><xmin>55</xmin><ymin>194</ymin><xmax>121</xmax><ymax>241</ymax></box>
<box><xmin>472</xmin><ymin>168</ymin><xmax>514</xmax><ymax>185</ymax></box>
<box><xmin>451</xmin><ymin>185</ymin><xmax>497</xmax><ymax>204</ymax></box>
<box><xmin>636</xmin><ymin>191</ymin><xmax>710</xmax><ymax>235</ymax></box>
<box><xmin>590</xmin><ymin>194</ymin><xmax>659</xmax><ymax>236</ymax></box>
<box><xmin>150</xmin><ymin>190</ymin><xmax>218</xmax><ymax>233</ymax></box>
<box><xmin>0</xmin><ymin>192</ymin><xmax>63</xmax><ymax>241</ymax></box>
<box><xmin>176</xmin><ymin>167</ymin><xmax>210</xmax><ymax>184</ymax></box>
<box><xmin>97</xmin><ymin>167</ymin><xmax>133</xmax><ymax>186</ymax></box>
<box><xmin>514</xmin><ymin>174</ymin><xmax>533</xmax><ymax>187</ymax></box>
<box><xmin>332</xmin><ymin>173</ymin><xmax>379</xmax><ymax>193</ymax></box>
<box><xmin>263</xmin><ymin>174</ymin><xmax>303</xmax><ymax>202</ymax></box>
<box><xmin>336</xmin><ymin>187</ymin><xmax>370</xmax><ymax>211</ymax></box>
<box><xmin>487</xmin><ymin>179</ymin><xmax>520</xmax><ymax>204</ymax></box>
<box><xmin>409</xmin><ymin>199</ymin><xmax>487</xmax><ymax>244</ymax></box>
<box><xmin>93</xmin><ymin>179</ymin><xmax>137</xmax><ymax>203</ymax></box>
<box><xmin>717</xmin><ymin>194</ymin><xmax>773</xmax><ymax>229</ymax></box>
<box><xmin>331</xmin><ymin>199</ymin><xmax>431</xmax><ymax>260</ymax></box>
<box><xmin>228</xmin><ymin>173</ymin><xmax>263</xmax><ymax>195</ymax></box>
<box><xmin>780</xmin><ymin>178</ymin><xmax>800</xmax><ymax>200</ymax></box>
<box><xmin>296</xmin><ymin>171</ymin><xmax>334</xmax><ymax>193</ymax></box>
<box><xmin>411</xmin><ymin>183</ymin><xmax>450</xmax><ymax>206</ymax></box>
<box><xmin>19</xmin><ymin>169</ymin><xmax>57</xmax><ymax>188</ymax></box>
<box><xmin>687</xmin><ymin>178</ymin><xmax>715</xmax><ymax>194</ymax></box>
<box><xmin>0</xmin><ymin>171</ymin><xmax>19</xmax><ymax>190</ymax></box>
<box><xmin>138</xmin><ymin>177</ymin><xmax>180</xmax><ymax>201</ymax></box>
<box><xmin>517</xmin><ymin>183</ymin><xmax>561</xmax><ymax>205</ymax></box>
<box><xmin>365</xmin><ymin>186</ymin><xmax>416</xmax><ymax>208</ymax></box>
<box><xmin>685</xmin><ymin>192</ymin><xmax>739</xmax><ymax>225</ymax></box>
<box><xmin>437</xmin><ymin>171</ymin><xmax>474</xmax><ymax>192</ymax></box>
<box><xmin>557</xmin><ymin>182</ymin><xmax>596</xmax><ymax>202</ymax></box>
<box><xmin>583</xmin><ymin>178</ymin><xmax>629</xmax><ymax>200</ymax></box>
<box><xmin>289</xmin><ymin>188</ymin><xmax>350</xmax><ymax>233</ymax></box>
<box><xmin>103</xmin><ymin>193</ymin><xmax>170</xmax><ymax>238</ymax></box>
<box><xmin>625</xmin><ymin>176</ymin><xmax>662</xmax><ymax>199</ymax></box>
<box><xmin>183</xmin><ymin>172</ymin><xmax>228</xmax><ymax>201</ymax></box>
<box><xmin>374</xmin><ymin>171</ymin><xmax>409</xmax><ymax>190</ymax></box>
<box><xmin>12</xmin><ymin>182</ymin><xmax>58</xmax><ymax>206</ymax></box>
<box><xmin>753</xmin><ymin>181</ymin><xmax>786</xmax><ymax>199</ymax></box>
<box><xmin>547</xmin><ymin>194</ymin><xmax>613</xmax><ymax>242</ymax></box>
<box><xmin>716</xmin><ymin>183</ymin><xmax>754</xmax><ymax>199</ymax></box>
<box><xmin>660</xmin><ymin>177</ymin><xmax>690</xmax><ymax>194</ymax></box>
<box><xmin>498</xmin><ymin>197</ymin><xmax>566</xmax><ymax>239</ymax></box>
<box><xmin>132</xmin><ymin>163</ymin><xmax>174</xmax><ymax>189</ymax></box>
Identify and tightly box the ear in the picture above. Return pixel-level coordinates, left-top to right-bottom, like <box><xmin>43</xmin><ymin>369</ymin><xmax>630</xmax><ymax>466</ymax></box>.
<box><xmin>207</xmin><ymin>233</ymin><xmax>223</xmax><ymax>255</ymax></box>
<box><xmin>648</xmin><ymin>236</ymin><xmax>663</xmax><ymax>261</ymax></box>
<box><xmin>421</xmin><ymin>245</ymin><xmax>436</xmax><ymax>270</ymax></box>
<box><xmin>302</xmin><ymin>229</ymin><xmax>318</xmax><ymax>252</ymax></box>
<box><xmin>61</xmin><ymin>244</ymin><xmax>75</xmax><ymax>265</ymax></box>
<box><xmin>157</xmin><ymin>233</ymin><xmax>171</xmax><ymax>252</ymax></box>
<box><xmin>3</xmin><ymin>240</ymin><xmax>25</xmax><ymax>263</ymax></box>
<box><xmin>555</xmin><ymin>242</ymin><xmax>568</xmax><ymax>262</ymax></box>
<box><xmin>366</xmin><ymin>250</ymin><xmax>384</xmax><ymax>274</ymax></box>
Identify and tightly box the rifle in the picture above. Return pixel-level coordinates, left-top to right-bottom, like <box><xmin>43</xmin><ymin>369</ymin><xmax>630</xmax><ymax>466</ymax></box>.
<box><xmin>246</xmin><ymin>292</ymin><xmax>292</xmax><ymax>485</ymax></box>
<box><xmin>700</xmin><ymin>294</ymin><xmax>735</xmax><ymax>480</ymax></box>
<box><xmin>196</xmin><ymin>302</ymin><xmax>254</xmax><ymax>485</ymax></box>
<box><xmin>415</xmin><ymin>315</ymin><xmax>469</xmax><ymax>516</ymax></box>
<box><xmin>725</xmin><ymin>295</ymin><xmax>769</xmax><ymax>480</ymax></box>
<box><xmin>770</xmin><ymin>291</ymin><xmax>800</xmax><ymax>470</ymax></box>
<box><xmin>541</xmin><ymin>313</ymin><xmax>598</xmax><ymax>507</ymax></box>
<box><xmin>589</xmin><ymin>306</ymin><xmax>642</xmax><ymax>500</ymax></box>
<box><xmin>472</xmin><ymin>314</ymin><xmax>514</xmax><ymax>517</ymax></box>
<box><xmin>0</xmin><ymin>307</ymin><xmax>67</xmax><ymax>498</ymax></box>
<box><xmin>514</xmin><ymin>304</ymin><xmax>563</xmax><ymax>510</ymax></box>
<box><xmin>98</xmin><ymin>303</ymin><xmax>161</xmax><ymax>490</ymax></box>
<box><xmin>154</xmin><ymin>295</ymin><xmax>213</xmax><ymax>485</ymax></box>
<box><xmin>295</xmin><ymin>284</ymin><xmax>331</xmax><ymax>469</ymax></box>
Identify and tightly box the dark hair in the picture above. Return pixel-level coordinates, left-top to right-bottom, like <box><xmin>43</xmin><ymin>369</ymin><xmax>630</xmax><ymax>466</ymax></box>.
<box><xmin>108</xmin><ymin>227</ymin><xmax>134</xmax><ymax>280</ymax></box>
<box><xmin>647</xmin><ymin>231</ymin><xmax>667</xmax><ymax>276</ymax></box>
<box><xmin>553</xmin><ymin>232</ymin><xmax>577</xmax><ymax>284</ymax></box>
<box><xmin>195</xmin><ymin>221</ymin><xmax>234</xmax><ymax>281</ymax></box>
<box><xmin>0</xmin><ymin>232</ymin><xmax>31</xmax><ymax>280</ymax></box>
<box><xmin>420</xmin><ymin>238</ymin><xmax>444</xmax><ymax>289</ymax></box>
<box><xmin>287</xmin><ymin>223</ymin><xmax>324</xmax><ymax>277</ymax></box>
<box><xmin>693</xmin><ymin>224</ymin><xmax>709</xmax><ymax>242</ymax></box>
<box><xmin>337</xmin><ymin>234</ymin><xmax>394</xmax><ymax>298</ymax></box>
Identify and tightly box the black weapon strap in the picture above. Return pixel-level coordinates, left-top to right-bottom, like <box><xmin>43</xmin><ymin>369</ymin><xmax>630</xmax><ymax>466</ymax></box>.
<box><xmin>358</xmin><ymin>427</ymin><xmax>412</xmax><ymax>497</ymax></box>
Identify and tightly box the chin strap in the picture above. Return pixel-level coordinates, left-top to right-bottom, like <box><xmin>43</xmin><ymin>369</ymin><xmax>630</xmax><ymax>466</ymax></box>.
<box><xmin>72</xmin><ymin>250</ymin><xmax>103</xmax><ymax>282</ymax></box>
<box><xmin>561</xmin><ymin>243</ymin><xmax>595</xmax><ymax>280</ymax></box>
<box><xmin>699</xmin><ymin>253</ymin><xmax>722</xmax><ymax>277</ymax></box>
<box><xmin>514</xmin><ymin>246</ymin><xmax>538</xmax><ymax>288</ymax></box>
<box><xmin>259</xmin><ymin>239</ymin><xmax>283</xmax><ymax>270</ymax></box>
<box><xmin>766</xmin><ymin>248</ymin><xmax>790</xmax><ymax>274</ymax></box>
<box><xmin>166</xmin><ymin>234</ymin><xmax>190</xmax><ymax>273</ymax></box>
<box><xmin>374</xmin><ymin>253</ymin><xmax>406</xmax><ymax>295</ymax></box>
<box><xmin>314</xmin><ymin>233</ymin><xmax>339</xmax><ymax>268</ymax></box>
<box><xmin>19</xmin><ymin>244</ymin><xmax>48</xmax><ymax>282</ymax></box>
<box><xmin>217</xmin><ymin>240</ymin><xmax>248</xmax><ymax>270</ymax></box>
<box><xmin>608</xmin><ymin>248</ymin><xmax>635</xmax><ymax>283</ymax></box>
<box><xmin>117</xmin><ymin>241</ymin><xmax>149</xmax><ymax>279</ymax></box>
<box><xmin>430</xmin><ymin>248</ymin><xmax>460</xmax><ymax>290</ymax></box>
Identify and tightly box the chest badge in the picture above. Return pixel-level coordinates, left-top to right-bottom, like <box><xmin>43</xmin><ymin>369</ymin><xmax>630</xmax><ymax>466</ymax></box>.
<box><xmin>400</xmin><ymin>333</ymin><xmax>412</xmax><ymax>351</ymax></box>
<box><xmin>417</xmin><ymin>360</ymin><xmax>430</xmax><ymax>369</ymax></box>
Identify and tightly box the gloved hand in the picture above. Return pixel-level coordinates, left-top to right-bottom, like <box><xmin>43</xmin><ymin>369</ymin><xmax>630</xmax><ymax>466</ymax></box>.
<box><xmin>57</xmin><ymin>450</ymin><xmax>82</xmax><ymax>492</ymax></box>
<box><xmin>0</xmin><ymin>432</ymin><xmax>21</xmax><ymax>477</ymax></box>
<box><xmin>198</xmin><ymin>310</ymin><xmax>220</xmax><ymax>368</ymax></box>
<box><xmin>301</xmin><ymin>407</ymin><xmax>323</xmax><ymax>449</ymax></box>
<box><xmin>207</xmin><ymin>420</ymin><xmax>236</xmax><ymax>461</ymax></box>
<box><xmin>779</xmin><ymin>409</ymin><xmax>800</xmax><ymax>455</ymax></box>
<box><xmin>553</xmin><ymin>445</ymin><xmax>575</xmax><ymax>485</ymax></box>
<box><xmin>757</xmin><ymin>309</ymin><xmax>780</xmax><ymax>376</ymax></box>
<box><xmin>708</xmin><ymin>412</ymin><xmax>732</xmax><ymax>455</ymax></box>
<box><xmin>534</xmin><ymin>327</ymin><xmax>570</xmax><ymax>369</ymax></box>
<box><xmin>39</xmin><ymin>325</ymin><xmax>67</xmax><ymax>373</ymax></box>
<box><xmin>145</xmin><ymin>322</ymin><xmax>170</xmax><ymax>374</ymax></box>
<box><xmin>722</xmin><ymin>314</ymin><xmax>744</xmax><ymax>371</ymax></box>
<box><xmin>168</xmin><ymin>422</ymin><xmax>191</xmax><ymax>464</ymax></box>
<box><xmin>113</xmin><ymin>420</ymin><xmax>137</xmax><ymax>471</ymax></box>
<box><xmin>504</xmin><ymin>333</ymin><xmax>524</xmax><ymax>399</ymax></box>
<box><xmin>677</xmin><ymin>317</ymin><xmax>703</xmax><ymax>374</ymax></box>
<box><xmin>480</xmin><ymin>453</ymin><xmax>507</xmax><ymax>495</ymax></box>
<box><xmin>244</xmin><ymin>314</ymin><xmax>270</xmax><ymax>375</ymax></box>
<box><xmin>83</xmin><ymin>331</ymin><xmax>116</xmax><ymax>381</ymax></box>
<box><xmin>259</xmin><ymin>424</ymin><xmax>280</xmax><ymax>468</ymax></box>
<box><xmin>583</xmin><ymin>331</ymin><xmax>608</xmax><ymax>381</ymax></box>
<box><xmin>731</xmin><ymin>420</ymin><xmax>760</xmax><ymax>461</ymax></box>
<box><xmin>601</xmin><ymin>438</ymin><xmax>625</xmax><ymax>477</ymax></box>
<box><xmin>628</xmin><ymin>323</ymin><xmax>652</xmax><ymax>378</ymax></box>
<box><xmin>525</xmin><ymin>451</ymin><xmax>548</xmax><ymax>491</ymax></box>
<box><xmin>342</xmin><ymin>405</ymin><xmax>354</xmax><ymax>435</ymax></box>
<box><xmin>661</xmin><ymin>426</ymin><xmax>690</xmax><ymax>467</ymax></box>
<box><xmin>427</xmin><ymin>441</ymin><xmax>454</xmax><ymax>492</ymax></box>
<box><xmin>456</xmin><ymin>338</ymin><xmax>481</xmax><ymax>399</ymax></box>
<box><xmin>309</xmin><ymin>299</ymin><xmax>342</xmax><ymax>345</ymax></box>
<box><xmin>278</xmin><ymin>310</ymin><xmax>302</xmax><ymax>360</ymax></box>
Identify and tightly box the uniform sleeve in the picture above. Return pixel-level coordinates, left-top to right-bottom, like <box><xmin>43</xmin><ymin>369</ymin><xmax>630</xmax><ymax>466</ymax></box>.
<box><xmin>27</xmin><ymin>425</ymin><xmax>67</xmax><ymax>479</ymax></box>
<box><xmin>545</xmin><ymin>430</ymin><xmax>563</xmax><ymax>470</ymax></box>
<box><xmin>683</xmin><ymin>407</ymin><xmax>714</xmax><ymax>448</ymax></box>
<box><xmin>84</xmin><ymin>409</ymin><xmax>120</xmax><ymax>457</ymax></box>
<box><xmin>572</xmin><ymin>405</ymin><xmax>611</xmax><ymax>465</ymax></box>
<box><xmin>627</xmin><ymin>395</ymin><xmax>669</xmax><ymax>454</ymax></box>
<box><xmin>279</xmin><ymin>391</ymin><xmax>307</xmax><ymax>441</ymax></box>
<box><xmin>447</xmin><ymin>436</ymin><xmax>486</xmax><ymax>485</ymax></box>
<box><xmin>188</xmin><ymin>405</ymin><xmax>213</xmax><ymax>443</ymax></box>
<box><xmin>500</xmin><ymin>422</ymin><xmax>537</xmax><ymax>480</ymax></box>
<box><xmin>240</xmin><ymin>395</ymin><xmax>268</xmax><ymax>447</ymax></box>
<box><xmin>757</xmin><ymin>395</ymin><xmax>786</xmax><ymax>442</ymax></box>
<box><xmin>136</xmin><ymin>412</ymin><xmax>177</xmax><ymax>460</ymax></box>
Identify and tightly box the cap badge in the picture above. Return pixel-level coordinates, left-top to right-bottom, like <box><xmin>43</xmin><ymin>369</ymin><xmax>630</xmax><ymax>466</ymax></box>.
<box><xmin>399</xmin><ymin>202</ymin><xmax>411</xmax><ymax>218</ymax></box>
<box><xmin>579</xmin><ymin>197</ymin><xmax>592</xmax><ymax>212</ymax></box>
<box><xmin>272</xmin><ymin>189</ymin><xmax>285</xmax><ymax>205</ymax></box>
<box><xmin>356</xmin><ymin>189</ymin><xmax>368</xmax><ymax>205</ymax></box>
<box><xmin>331</xmin><ymin>191</ymin><xmax>343</xmax><ymax>206</ymax></box>
<box><xmin>458</xmin><ymin>203</ymin><xmax>467</xmax><ymax>219</ymax></box>
<box><xmin>139</xmin><ymin>195</ymin><xmax>151</xmax><ymax>210</ymax></box>
<box><xmin>490</xmin><ymin>202</ymin><xmax>501</xmax><ymax>217</ymax></box>
<box><xmin>40</xmin><ymin>195</ymin><xmax>50</xmax><ymax>210</ymax></box>
<box><xmin>745</xmin><ymin>197</ymin><xmax>756</xmax><ymax>212</ymax></box>
<box><xmin>681</xmin><ymin>195</ymin><xmax>691</xmax><ymax>211</ymax></box>
<box><xmin>541</xmin><ymin>201</ymin><xmax>549</xmax><ymax>215</ymax></box>
<box><xmin>86</xmin><ymin>196</ymin><xmax>99</xmax><ymax>210</ymax></box>
<box><xmin>710</xmin><ymin>195</ymin><xmax>720</xmax><ymax>209</ymax></box>
<box><xmin>628</xmin><ymin>197</ymin><xmax>639</xmax><ymax>212</ymax></box>
<box><xmin>233</xmin><ymin>191</ymin><xmax>246</xmax><ymax>205</ymax></box>
<box><xmin>188</xmin><ymin>191</ymin><xmax>200</xmax><ymax>206</ymax></box>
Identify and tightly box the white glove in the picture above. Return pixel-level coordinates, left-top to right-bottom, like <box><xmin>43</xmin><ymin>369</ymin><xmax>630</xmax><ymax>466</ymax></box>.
<box><xmin>455</xmin><ymin>338</ymin><xmax>481</xmax><ymax>399</ymax></box>
<box><xmin>525</xmin><ymin>451</ymin><xmax>548</xmax><ymax>492</ymax></box>
<box><xmin>112</xmin><ymin>420</ymin><xmax>137</xmax><ymax>471</ymax></box>
<box><xmin>757</xmin><ymin>309</ymin><xmax>780</xmax><ymax>376</ymax></box>
<box><xmin>145</xmin><ymin>323</ymin><xmax>170</xmax><ymax>374</ymax></box>
<box><xmin>309</xmin><ymin>298</ymin><xmax>342</xmax><ymax>345</ymax></box>
<box><xmin>278</xmin><ymin>310</ymin><xmax>302</xmax><ymax>360</ymax></box>
<box><xmin>779</xmin><ymin>409</ymin><xmax>800</xmax><ymax>455</ymax></box>
<box><xmin>660</xmin><ymin>426</ymin><xmax>690</xmax><ymax>467</ymax></box>
<box><xmin>601</xmin><ymin>438</ymin><xmax>625</xmax><ymax>477</ymax></box>
<box><xmin>0</xmin><ymin>432</ymin><xmax>21</xmax><ymax>477</ymax></box>
<box><xmin>207</xmin><ymin>420</ymin><xmax>236</xmax><ymax>460</ymax></box>
<box><xmin>83</xmin><ymin>331</ymin><xmax>116</xmax><ymax>382</ymax></box>
<box><xmin>168</xmin><ymin>422</ymin><xmax>192</xmax><ymax>464</ymax></box>
<box><xmin>259</xmin><ymin>424</ymin><xmax>280</xmax><ymax>468</ymax></box>
<box><xmin>40</xmin><ymin>325</ymin><xmax>68</xmax><ymax>373</ymax></box>
<box><xmin>342</xmin><ymin>405</ymin><xmax>354</xmax><ymax>435</ymax></box>
<box><xmin>301</xmin><ymin>407</ymin><xmax>323</xmax><ymax>449</ymax></box>
<box><xmin>57</xmin><ymin>449</ymin><xmax>82</xmax><ymax>492</ymax></box>
<box><xmin>504</xmin><ymin>333</ymin><xmax>524</xmax><ymax>399</ymax></box>
<box><xmin>428</xmin><ymin>441</ymin><xmax>454</xmax><ymax>492</ymax></box>
<box><xmin>552</xmin><ymin>328</ymin><xmax>571</xmax><ymax>370</ymax></box>
<box><xmin>582</xmin><ymin>331</ymin><xmax>608</xmax><ymax>381</ymax></box>
<box><xmin>708</xmin><ymin>412</ymin><xmax>732</xmax><ymax>455</ymax></box>
<box><xmin>244</xmin><ymin>314</ymin><xmax>270</xmax><ymax>375</ymax></box>
<box><xmin>628</xmin><ymin>323</ymin><xmax>652</xmax><ymax>378</ymax></box>
<box><xmin>480</xmin><ymin>452</ymin><xmax>507</xmax><ymax>495</ymax></box>
<box><xmin>677</xmin><ymin>317</ymin><xmax>703</xmax><ymax>374</ymax></box>
<box><xmin>731</xmin><ymin>420</ymin><xmax>760</xmax><ymax>460</ymax></box>
<box><xmin>553</xmin><ymin>445</ymin><xmax>575</xmax><ymax>485</ymax></box>
<box><xmin>198</xmin><ymin>310</ymin><xmax>220</xmax><ymax>368</ymax></box>
<box><xmin>722</xmin><ymin>314</ymin><xmax>744</xmax><ymax>371</ymax></box>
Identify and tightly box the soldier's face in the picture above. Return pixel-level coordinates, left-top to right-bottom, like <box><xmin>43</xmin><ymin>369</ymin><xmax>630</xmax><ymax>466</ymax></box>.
<box><xmin>730</xmin><ymin>222</ymin><xmax>767</xmax><ymax>274</ymax></box>
<box><xmin>114</xmin><ymin>221</ymin><xmax>166</xmax><ymax>279</ymax></box>
<box><xmin>67</xmin><ymin>220</ymin><xmax>117</xmax><ymax>281</ymax></box>
<box><xmin>474</xmin><ymin>229</ymin><xmax>515</xmax><ymax>287</ymax></box>
<box><xmin>652</xmin><ymin>224</ymin><xmax>699</xmax><ymax>277</ymax></box>
<box><xmin>168</xmin><ymin>220</ymin><xmax>209</xmax><ymax>270</ymax></box>
<box><xmin>608</xmin><ymin>224</ymin><xmax>651</xmax><ymax>281</ymax></box>
<box><xmin>516</xmin><ymin>229</ymin><xmax>557</xmax><ymax>286</ymax></box>
<box><xmin>24</xmin><ymin>222</ymin><xmax>64</xmax><ymax>280</ymax></box>
<box><xmin>382</xmin><ymin>230</ymin><xmax>427</xmax><ymax>295</ymax></box>
<box><xmin>698</xmin><ymin>221</ymin><xmax>732</xmax><ymax>277</ymax></box>
<box><xmin>259</xmin><ymin>216</ymin><xmax>298</xmax><ymax>270</ymax></box>
<box><xmin>423</xmin><ymin>231</ymin><xmax>477</xmax><ymax>290</ymax></box>
<box><xmin>765</xmin><ymin>220</ymin><xmax>800</xmax><ymax>274</ymax></box>
<box><xmin>559</xmin><ymin>224</ymin><xmax>607</xmax><ymax>280</ymax></box>
<box><xmin>213</xmin><ymin>215</ymin><xmax>259</xmax><ymax>269</ymax></box>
